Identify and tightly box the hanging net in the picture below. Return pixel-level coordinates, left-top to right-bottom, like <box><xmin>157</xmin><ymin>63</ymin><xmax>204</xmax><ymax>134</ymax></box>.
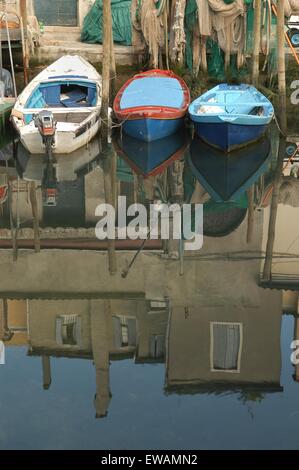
<box><xmin>81</xmin><ymin>0</ymin><xmax>133</xmax><ymax>46</ymax></box>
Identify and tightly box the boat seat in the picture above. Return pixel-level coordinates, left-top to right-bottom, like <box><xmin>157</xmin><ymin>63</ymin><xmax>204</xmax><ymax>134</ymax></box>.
<box><xmin>61</xmin><ymin>89</ymin><xmax>88</xmax><ymax>107</ymax></box>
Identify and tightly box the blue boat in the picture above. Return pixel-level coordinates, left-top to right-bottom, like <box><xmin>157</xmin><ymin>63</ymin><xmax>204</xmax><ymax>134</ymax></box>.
<box><xmin>188</xmin><ymin>135</ymin><xmax>271</xmax><ymax>202</ymax></box>
<box><xmin>189</xmin><ymin>84</ymin><xmax>274</xmax><ymax>152</ymax></box>
<box><xmin>115</xmin><ymin>128</ymin><xmax>188</xmax><ymax>177</ymax></box>
<box><xmin>113</xmin><ymin>69</ymin><xmax>190</xmax><ymax>142</ymax></box>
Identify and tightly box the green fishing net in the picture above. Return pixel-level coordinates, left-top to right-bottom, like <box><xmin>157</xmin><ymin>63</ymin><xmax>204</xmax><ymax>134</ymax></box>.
<box><xmin>81</xmin><ymin>0</ymin><xmax>132</xmax><ymax>46</ymax></box>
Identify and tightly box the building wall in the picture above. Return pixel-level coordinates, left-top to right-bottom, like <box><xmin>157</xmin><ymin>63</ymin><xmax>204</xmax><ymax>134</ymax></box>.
<box><xmin>28</xmin><ymin>299</ymin><xmax>92</xmax><ymax>352</ymax></box>
<box><xmin>167</xmin><ymin>302</ymin><xmax>282</xmax><ymax>387</ymax></box>
<box><xmin>166</xmin><ymin>208</ymin><xmax>282</xmax><ymax>388</ymax></box>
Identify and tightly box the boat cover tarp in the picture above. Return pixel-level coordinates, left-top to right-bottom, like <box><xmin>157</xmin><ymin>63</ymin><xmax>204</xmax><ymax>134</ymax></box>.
<box><xmin>81</xmin><ymin>0</ymin><xmax>132</xmax><ymax>46</ymax></box>
<box><xmin>120</xmin><ymin>77</ymin><xmax>184</xmax><ymax>110</ymax></box>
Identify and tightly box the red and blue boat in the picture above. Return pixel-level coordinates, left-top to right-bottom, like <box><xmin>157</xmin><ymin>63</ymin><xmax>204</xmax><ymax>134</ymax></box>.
<box><xmin>113</xmin><ymin>69</ymin><xmax>190</xmax><ymax>142</ymax></box>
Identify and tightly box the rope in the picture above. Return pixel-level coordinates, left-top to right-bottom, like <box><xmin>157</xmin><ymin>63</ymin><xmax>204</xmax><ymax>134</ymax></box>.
<box><xmin>273</xmin><ymin>112</ymin><xmax>287</xmax><ymax>137</ymax></box>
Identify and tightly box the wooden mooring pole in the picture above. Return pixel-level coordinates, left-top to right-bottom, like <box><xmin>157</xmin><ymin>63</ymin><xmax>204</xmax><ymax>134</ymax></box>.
<box><xmin>252</xmin><ymin>0</ymin><xmax>261</xmax><ymax>86</ymax></box>
<box><xmin>19</xmin><ymin>0</ymin><xmax>29</xmax><ymax>86</ymax></box>
<box><xmin>109</xmin><ymin>12</ymin><xmax>116</xmax><ymax>102</ymax></box>
<box><xmin>277</xmin><ymin>0</ymin><xmax>287</xmax><ymax>132</ymax></box>
<box><xmin>101</xmin><ymin>0</ymin><xmax>112</xmax><ymax>145</ymax></box>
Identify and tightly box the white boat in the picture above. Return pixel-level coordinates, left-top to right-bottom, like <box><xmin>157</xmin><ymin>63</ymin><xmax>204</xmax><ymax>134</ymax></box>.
<box><xmin>11</xmin><ymin>55</ymin><xmax>102</xmax><ymax>154</ymax></box>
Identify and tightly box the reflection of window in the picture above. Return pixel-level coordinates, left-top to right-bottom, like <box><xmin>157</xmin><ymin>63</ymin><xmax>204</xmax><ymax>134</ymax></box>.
<box><xmin>149</xmin><ymin>335</ymin><xmax>165</xmax><ymax>359</ymax></box>
<box><xmin>56</xmin><ymin>315</ymin><xmax>82</xmax><ymax>347</ymax></box>
<box><xmin>211</xmin><ymin>322</ymin><xmax>242</xmax><ymax>372</ymax></box>
<box><xmin>113</xmin><ymin>316</ymin><xmax>137</xmax><ymax>348</ymax></box>
<box><xmin>147</xmin><ymin>299</ymin><xmax>167</xmax><ymax>315</ymax></box>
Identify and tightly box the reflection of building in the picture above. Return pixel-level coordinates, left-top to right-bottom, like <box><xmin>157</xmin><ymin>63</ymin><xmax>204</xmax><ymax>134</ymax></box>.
<box><xmin>0</xmin><ymin>199</ymin><xmax>287</xmax><ymax>412</ymax></box>
<box><xmin>261</xmin><ymin>180</ymin><xmax>299</xmax><ymax>292</ymax></box>
<box><xmin>165</xmin><ymin>205</ymin><xmax>283</xmax><ymax>395</ymax></box>
<box><xmin>166</xmin><ymin>301</ymin><xmax>282</xmax><ymax>394</ymax></box>
<box><xmin>0</xmin><ymin>300</ymin><xmax>28</xmax><ymax>345</ymax></box>
<box><xmin>26</xmin><ymin>298</ymin><xmax>168</xmax><ymax>417</ymax></box>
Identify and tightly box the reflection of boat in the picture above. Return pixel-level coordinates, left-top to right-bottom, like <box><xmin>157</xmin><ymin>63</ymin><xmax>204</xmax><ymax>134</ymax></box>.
<box><xmin>15</xmin><ymin>136</ymin><xmax>102</xmax><ymax>183</ymax></box>
<box><xmin>115</xmin><ymin>129</ymin><xmax>188</xmax><ymax>177</ymax></box>
<box><xmin>113</xmin><ymin>69</ymin><xmax>190</xmax><ymax>142</ymax></box>
<box><xmin>189</xmin><ymin>135</ymin><xmax>271</xmax><ymax>202</ymax></box>
<box><xmin>11</xmin><ymin>55</ymin><xmax>102</xmax><ymax>154</ymax></box>
<box><xmin>189</xmin><ymin>84</ymin><xmax>274</xmax><ymax>151</ymax></box>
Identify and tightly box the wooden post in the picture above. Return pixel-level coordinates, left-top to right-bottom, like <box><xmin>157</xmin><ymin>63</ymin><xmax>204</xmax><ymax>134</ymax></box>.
<box><xmin>277</xmin><ymin>0</ymin><xmax>287</xmax><ymax>133</ymax></box>
<box><xmin>109</xmin><ymin>12</ymin><xmax>116</xmax><ymax>102</ymax></box>
<box><xmin>262</xmin><ymin>136</ymin><xmax>286</xmax><ymax>281</ymax></box>
<box><xmin>252</xmin><ymin>0</ymin><xmax>261</xmax><ymax>86</ymax></box>
<box><xmin>101</xmin><ymin>0</ymin><xmax>112</xmax><ymax>145</ymax></box>
<box><xmin>19</xmin><ymin>0</ymin><xmax>29</xmax><ymax>86</ymax></box>
<box><xmin>29</xmin><ymin>181</ymin><xmax>40</xmax><ymax>253</ymax></box>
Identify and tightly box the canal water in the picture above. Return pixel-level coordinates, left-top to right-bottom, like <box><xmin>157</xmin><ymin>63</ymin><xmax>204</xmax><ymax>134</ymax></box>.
<box><xmin>0</xmin><ymin>121</ymin><xmax>299</xmax><ymax>450</ymax></box>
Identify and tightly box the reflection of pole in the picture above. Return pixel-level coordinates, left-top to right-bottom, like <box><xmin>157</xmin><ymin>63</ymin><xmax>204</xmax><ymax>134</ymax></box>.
<box><xmin>294</xmin><ymin>314</ymin><xmax>299</xmax><ymax>382</ymax></box>
<box><xmin>252</xmin><ymin>0</ymin><xmax>261</xmax><ymax>86</ymax></box>
<box><xmin>29</xmin><ymin>181</ymin><xmax>40</xmax><ymax>253</ymax></box>
<box><xmin>103</xmin><ymin>146</ymin><xmax>117</xmax><ymax>275</ymax></box>
<box><xmin>262</xmin><ymin>137</ymin><xmax>286</xmax><ymax>281</ymax></box>
<box><xmin>42</xmin><ymin>356</ymin><xmax>51</xmax><ymax>390</ymax></box>
<box><xmin>277</xmin><ymin>0</ymin><xmax>287</xmax><ymax>132</ymax></box>
<box><xmin>8</xmin><ymin>181</ymin><xmax>17</xmax><ymax>261</ymax></box>
<box><xmin>2</xmin><ymin>298</ymin><xmax>13</xmax><ymax>341</ymax></box>
<box><xmin>246</xmin><ymin>186</ymin><xmax>254</xmax><ymax>244</ymax></box>
<box><xmin>3</xmin><ymin>299</ymin><xmax>8</xmax><ymax>332</ymax></box>
<box><xmin>91</xmin><ymin>300</ymin><xmax>111</xmax><ymax>418</ymax></box>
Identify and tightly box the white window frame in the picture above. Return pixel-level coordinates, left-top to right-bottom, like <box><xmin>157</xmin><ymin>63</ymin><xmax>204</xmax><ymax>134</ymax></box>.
<box><xmin>210</xmin><ymin>322</ymin><xmax>243</xmax><ymax>373</ymax></box>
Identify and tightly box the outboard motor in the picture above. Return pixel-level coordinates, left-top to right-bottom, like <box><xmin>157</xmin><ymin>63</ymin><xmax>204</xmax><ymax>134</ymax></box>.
<box><xmin>34</xmin><ymin>110</ymin><xmax>56</xmax><ymax>155</ymax></box>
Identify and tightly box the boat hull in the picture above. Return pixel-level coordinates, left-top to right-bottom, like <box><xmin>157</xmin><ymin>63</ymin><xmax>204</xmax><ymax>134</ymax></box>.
<box><xmin>122</xmin><ymin>117</ymin><xmax>184</xmax><ymax>142</ymax></box>
<box><xmin>114</xmin><ymin>69</ymin><xmax>190</xmax><ymax>143</ymax></box>
<box><xmin>17</xmin><ymin>118</ymin><xmax>101</xmax><ymax>154</ymax></box>
<box><xmin>193</xmin><ymin>121</ymin><xmax>268</xmax><ymax>152</ymax></box>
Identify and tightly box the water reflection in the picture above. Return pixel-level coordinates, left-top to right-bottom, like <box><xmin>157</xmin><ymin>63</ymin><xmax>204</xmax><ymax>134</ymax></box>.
<box><xmin>189</xmin><ymin>135</ymin><xmax>272</xmax><ymax>202</ymax></box>
<box><xmin>115</xmin><ymin>128</ymin><xmax>189</xmax><ymax>177</ymax></box>
<box><xmin>0</xmin><ymin>124</ymin><xmax>299</xmax><ymax>449</ymax></box>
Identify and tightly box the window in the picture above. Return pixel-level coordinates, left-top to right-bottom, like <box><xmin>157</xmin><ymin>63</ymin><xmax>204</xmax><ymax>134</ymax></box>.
<box><xmin>210</xmin><ymin>322</ymin><xmax>242</xmax><ymax>372</ymax></box>
<box><xmin>147</xmin><ymin>299</ymin><xmax>167</xmax><ymax>314</ymax></box>
<box><xmin>56</xmin><ymin>314</ymin><xmax>82</xmax><ymax>347</ymax></box>
<box><xmin>149</xmin><ymin>335</ymin><xmax>165</xmax><ymax>359</ymax></box>
<box><xmin>113</xmin><ymin>316</ymin><xmax>137</xmax><ymax>349</ymax></box>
